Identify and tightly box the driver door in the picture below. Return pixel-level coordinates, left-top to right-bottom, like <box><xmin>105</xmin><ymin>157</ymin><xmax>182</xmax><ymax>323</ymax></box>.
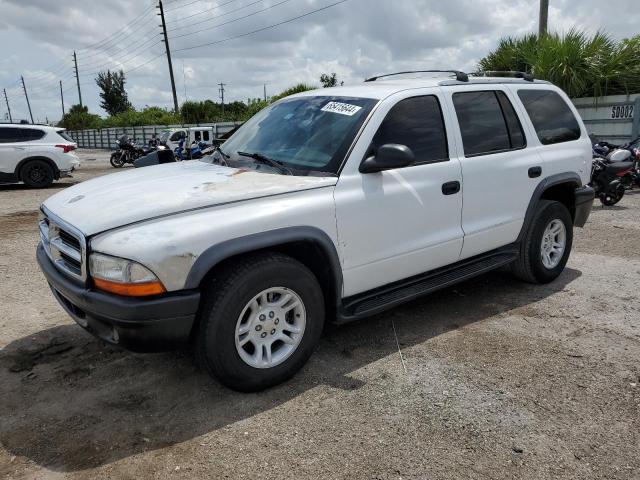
<box><xmin>334</xmin><ymin>92</ymin><xmax>464</xmax><ymax>297</ymax></box>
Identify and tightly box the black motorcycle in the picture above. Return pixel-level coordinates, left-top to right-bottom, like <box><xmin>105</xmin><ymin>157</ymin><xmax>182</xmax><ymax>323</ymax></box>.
<box><xmin>110</xmin><ymin>135</ymin><xmax>155</xmax><ymax>168</ymax></box>
<box><xmin>589</xmin><ymin>156</ymin><xmax>634</xmax><ymax>206</ymax></box>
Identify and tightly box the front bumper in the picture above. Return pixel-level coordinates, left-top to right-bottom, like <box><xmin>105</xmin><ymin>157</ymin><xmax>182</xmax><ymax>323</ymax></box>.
<box><xmin>574</xmin><ymin>185</ymin><xmax>595</xmax><ymax>227</ymax></box>
<box><xmin>37</xmin><ymin>243</ymin><xmax>200</xmax><ymax>352</ymax></box>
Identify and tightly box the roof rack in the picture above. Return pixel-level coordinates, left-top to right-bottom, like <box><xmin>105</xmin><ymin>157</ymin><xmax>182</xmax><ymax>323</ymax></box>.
<box><xmin>472</xmin><ymin>71</ymin><xmax>534</xmax><ymax>82</ymax></box>
<box><xmin>365</xmin><ymin>70</ymin><xmax>469</xmax><ymax>83</ymax></box>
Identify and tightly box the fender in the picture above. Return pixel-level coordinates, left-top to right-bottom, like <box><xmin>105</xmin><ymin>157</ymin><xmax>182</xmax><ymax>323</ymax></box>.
<box><xmin>517</xmin><ymin>172</ymin><xmax>582</xmax><ymax>242</ymax></box>
<box><xmin>183</xmin><ymin>226</ymin><xmax>343</xmax><ymax>302</ymax></box>
<box><xmin>14</xmin><ymin>156</ymin><xmax>60</xmax><ymax>179</ymax></box>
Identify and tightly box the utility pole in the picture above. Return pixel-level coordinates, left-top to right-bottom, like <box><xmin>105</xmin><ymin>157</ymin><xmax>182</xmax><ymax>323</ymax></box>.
<box><xmin>21</xmin><ymin>76</ymin><xmax>34</xmax><ymax>124</ymax></box>
<box><xmin>218</xmin><ymin>82</ymin><xmax>226</xmax><ymax>115</ymax></box>
<box><xmin>73</xmin><ymin>51</ymin><xmax>83</xmax><ymax>107</ymax></box>
<box><xmin>3</xmin><ymin>89</ymin><xmax>12</xmax><ymax>123</ymax></box>
<box><xmin>538</xmin><ymin>0</ymin><xmax>549</xmax><ymax>37</ymax></box>
<box><xmin>263</xmin><ymin>84</ymin><xmax>267</xmax><ymax>102</ymax></box>
<box><xmin>59</xmin><ymin>80</ymin><xmax>65</xmax><ymax>117</ymax></box>
<box><xmin>157</xmin><ymin>0</ymin><xmax>179</xmax><ymax>113</ymax></box>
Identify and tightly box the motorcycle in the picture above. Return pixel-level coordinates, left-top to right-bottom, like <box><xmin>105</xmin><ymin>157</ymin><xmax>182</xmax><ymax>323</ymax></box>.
<box><xmin>174</xmin><ymin>140</ymin><xmax>212</xmax><ymax>161</ymax></box>
<box><xmin>110</xmin><ymin>135</ymin><xmax>156</xmax><ymax>168</ymax></box>
<box><xmin>591</xmin><ymin>136</ymin><xmax>640</xmax><ymax>189</ymax></box>
<box><xmin>589</xmin><ymin>155</ymin><xmax>634</xmax><ymax>206</ymax></box>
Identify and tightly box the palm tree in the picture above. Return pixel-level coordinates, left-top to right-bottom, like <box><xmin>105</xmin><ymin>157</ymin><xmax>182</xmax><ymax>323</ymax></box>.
<box><xmin>478</xmin><ymin>30</ymin><xmax>640</xmax><ymax>98</ymax></box>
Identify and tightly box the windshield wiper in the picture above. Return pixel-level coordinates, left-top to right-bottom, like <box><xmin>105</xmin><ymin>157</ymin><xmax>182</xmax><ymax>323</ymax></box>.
<box><xmin>237</xmin><ymin>151</ymin><xmax>293</xmax><ymax>175</ymax></box>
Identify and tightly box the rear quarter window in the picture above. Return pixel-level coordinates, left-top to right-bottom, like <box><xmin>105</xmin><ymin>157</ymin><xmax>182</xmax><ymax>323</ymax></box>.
<box><xmin>56</xmin><ymin>130</ymin><xmax>74</xmax><ymax>142</ymax></box>
<box><xmin>517</xmin><ymin>89</ymin><xmax>581</xmax><ymax>145</ymax></box>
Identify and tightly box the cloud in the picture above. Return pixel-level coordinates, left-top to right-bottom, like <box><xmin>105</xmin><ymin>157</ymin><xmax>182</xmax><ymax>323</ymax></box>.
<box><xmin>0</xmin><ymin>0</ymin><xmax>638</xmax><ymax>122</ymax></box>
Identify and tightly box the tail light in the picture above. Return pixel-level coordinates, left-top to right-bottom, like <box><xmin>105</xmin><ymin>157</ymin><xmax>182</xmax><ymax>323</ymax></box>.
<box><xmin>55</xmin><ymin>144</ymin><xmax>76</xmax><ymax>153</ymax></box>
<box><xmin>616</xmin><ymin>168</ymin><xmax>632</xmax><ymax>177</ymax></box>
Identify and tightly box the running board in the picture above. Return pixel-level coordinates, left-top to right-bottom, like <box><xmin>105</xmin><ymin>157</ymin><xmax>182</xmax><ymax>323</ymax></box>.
<box><xmin>337</xmin><ymin>247</ymin><xmax>519</xmax><ymax>322</ymax></box>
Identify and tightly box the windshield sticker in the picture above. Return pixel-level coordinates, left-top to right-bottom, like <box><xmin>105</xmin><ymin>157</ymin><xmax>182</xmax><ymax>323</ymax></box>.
<box><xmin>321</xmin><ymin>101</ymin><xmax>362</xmax><ymax>116</ymax></box>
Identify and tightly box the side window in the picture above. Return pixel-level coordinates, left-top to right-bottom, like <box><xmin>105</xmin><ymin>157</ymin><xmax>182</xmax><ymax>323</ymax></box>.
<box><xmin>202</xmin><ymin>131</ymin><xmax>210</xmax><ymax>141</ymax></box>
<box><xmin>496</xmin><ymin>91</ymin><xmax>526</xmax><ymax>149</ymax></box>
<box><xmin>194</xmin><ymin>131</ymin><xmax>201</xmax><ymax>141</ymax></box>
<box><xmin>453</xmin><ymin>91</ymin><xmax>516</xmax><ymax>156</ymax></box>
<box><xmin>170</xmin><ymin>131</ymin><xmax>183</xmax><ymax>141</ymax></box>
<box><xmin>517</xmin><ymin>89</ymin><xmax>581</xmax><ymax>145</ymax></box>
<box><xmin>369</xmin><ymin>95</ymin><xmax>448</xmax><ymax>164</ymax></box>
<box><xmin>0</xmin><ymin>128</ymin><xmax>24</xmax><ymax>143</ymax></box>
<box><xmin>21</xmin><ymin>129</ymin><xmax>45</xmax><ymax>141</ymax></box>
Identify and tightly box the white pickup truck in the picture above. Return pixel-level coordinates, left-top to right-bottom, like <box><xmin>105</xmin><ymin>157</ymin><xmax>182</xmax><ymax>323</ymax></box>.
<box><xmin>37</xmin><ymin>71</ymin><xmax>594</xmax><ymax>391</ymax></box>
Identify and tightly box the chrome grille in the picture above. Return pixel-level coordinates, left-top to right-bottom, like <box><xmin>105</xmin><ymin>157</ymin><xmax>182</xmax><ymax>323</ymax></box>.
<box><xmin>40</xmin><ymin>208</ymin><xmax>87</xmax><ymax>282</ymax></box>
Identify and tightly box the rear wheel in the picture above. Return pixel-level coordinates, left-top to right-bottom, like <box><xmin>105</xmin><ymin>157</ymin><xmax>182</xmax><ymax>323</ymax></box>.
<box><xmin>20</xmin><ymin>159</ymin><xmax>54</xmax><ymax>188</ymax></box>
<box><xmin>512</xmin><ymin>200</ymin><xmax>573</xmax><ymax>284</ymax></box>
<box><xmin>196</xmin><ymin>253</ymin><xmax>324</xmax><ymax>392</ymax></box>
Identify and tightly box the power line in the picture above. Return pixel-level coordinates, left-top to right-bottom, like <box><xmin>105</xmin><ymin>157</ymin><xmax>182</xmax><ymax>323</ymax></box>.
<box><xmin>173</xmin><ymin>0</ymin><xmax>348</xmax><ymax>53</ymax></box>
<box><xmin>166</xmin><ymin>0</ymin><xmax>242</xmax><ymax>24</ymax></box>
<box><xmin>169</xmin><ymin>0</ymin><xmax>294</xmax><ymax>39</ymax></box>
<box><xmin>164</xmin><ymin>0</ymin><xmax>205</xmax><ymax>12</ymax></box>
<box><xmin>78</xmin><ymin>37</ymin><xmax>163</xmax><ymax>71</ymax></box>
<box><xmin>168</xmin><ymin>0</ymin><xmax>268</xmax><ymax>32</ymax></box>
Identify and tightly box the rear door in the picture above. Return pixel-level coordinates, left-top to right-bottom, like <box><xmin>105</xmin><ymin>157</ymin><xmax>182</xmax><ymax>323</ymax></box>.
<box><xmin>443</xmin><ymin>86</ymin><xmax>542</xmax><ymax>259</ymax></box>
<box><xmin>0</xmin><ymin>127</ymin><xmax>29</xmax><ymax>177</ymax></box>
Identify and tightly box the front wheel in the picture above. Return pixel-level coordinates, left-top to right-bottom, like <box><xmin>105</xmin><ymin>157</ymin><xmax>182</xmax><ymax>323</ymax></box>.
<box><xmin>196</xmin><ymin>253</ymin><xmax>324</xmax><ymax>392</ymax></box>
<box><xmin>20</xmin><ymin>159</ymin><xmax>54</xmax><ymax>188</ymax></box>
<box><xmin>511</xmin><ymin>200</ymin><xmax>573</xmax><ymax>284</ymax></box>
<box><xmin>110</xmin><ymin>153</ymin><xmax>125</xmax><ymax>168</ymax></box>
<box><xmin>600</xmin><ymin>182</ymin><xmax>625</xmax><ymax>206</ymax></box>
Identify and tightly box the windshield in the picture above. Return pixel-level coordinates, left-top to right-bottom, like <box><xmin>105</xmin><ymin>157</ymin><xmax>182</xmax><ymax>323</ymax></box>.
<box><xmin>159</xmin><ymin>130</ymin><xmax>172</xmax><ymax>144</ymax></box>
<box><xmin>220</xmin><ymin>95</ymin><xmax>378</xmax><ymax>174</ymax></box>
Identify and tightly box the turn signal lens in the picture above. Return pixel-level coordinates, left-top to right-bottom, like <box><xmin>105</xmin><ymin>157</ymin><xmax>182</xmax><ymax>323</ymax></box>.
<box><xmin>93</xmin><ymin>278</ymin><xmax>166</xmax><ymax>297</ymax></box>
<box><xmin>89</xmin><ymin>253</ymin><xmax>166</xmax><ymax>297</ymax></box>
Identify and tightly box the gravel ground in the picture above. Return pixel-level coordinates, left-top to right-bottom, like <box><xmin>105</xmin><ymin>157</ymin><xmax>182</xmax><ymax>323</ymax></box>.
<box><xmin>0</xmin><ymin>150</ymin><xmax>639</xmax><ymax>480</ymax></box>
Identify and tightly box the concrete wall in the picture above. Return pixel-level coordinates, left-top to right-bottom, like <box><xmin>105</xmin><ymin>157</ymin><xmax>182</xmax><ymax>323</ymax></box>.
<box><xmin>572</xmin><ymin>94</ymin><xmax>640</xmax><ymax>144</ymax></box>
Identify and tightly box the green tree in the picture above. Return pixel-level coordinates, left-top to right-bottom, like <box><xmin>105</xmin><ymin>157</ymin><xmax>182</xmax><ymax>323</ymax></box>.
<box><xmin>96</xmin><ymin>70</ymin><xmax>132</xmax><ymax>116</ymax></box>
<box><xmin>58</xmin><ymin>104</ymin><xmax>102</xmax><ymax>130</ymax></box>
<box><xmin>270</xmin><ymin>83</ymin><xmax>316</xmax><ymax>102</ymax></box>
<box><xmin>320</xmin><ymin>72</ymin><xmax>338</xmax><ymax>88</ymax></box>
<box><xmin>478</xmin><ymin>30</ymin><xmax>640</xmax><ymax>97</ymax></box>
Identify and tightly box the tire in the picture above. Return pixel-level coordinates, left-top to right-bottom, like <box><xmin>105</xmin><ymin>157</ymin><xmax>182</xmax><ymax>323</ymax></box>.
<box><xmin>600</xmin><ymin>184</ymin><xmax>624</xmax><ymax>206</ymax></box>
<box><xmin>110</xmin><ymin>153</ymin><xmax>125</xmax><ymax>168</ymax></box>
<box><xmin>20</xmin><ymin>159</ymin><xmax>54</xmax><ymax>188</ymax></box>
<box><xmin>511</xmin><ymin>200</ymin><xmax>573</xmax><ymax>284</ymax></box>
<box><xmin>196</xmin><ymin>252</ymin><xmax>325</xmax><ymax>392</ymax></box>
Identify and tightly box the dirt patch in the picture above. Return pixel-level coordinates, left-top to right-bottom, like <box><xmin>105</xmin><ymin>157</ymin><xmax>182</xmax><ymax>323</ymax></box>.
<box><xmin>0</xmin><ymin>210</ymin><xmax>39</xmax><ymax>237</ymax></box>
<box><xmin>0</xmin><ymin>151</ymin><xmax>639</xmax><ymax>479</ymax></box>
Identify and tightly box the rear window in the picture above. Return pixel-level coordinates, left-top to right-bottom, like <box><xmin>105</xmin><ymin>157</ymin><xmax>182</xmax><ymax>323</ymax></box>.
<box><xmin>57</xmin><ymin>130</ymin><xmax>74</xmax><ymax>142</ymax></box>
<box><xmin>517</xmin><ymin>89</ymin><xmax>581</xmax><ymax>145</ymax></box>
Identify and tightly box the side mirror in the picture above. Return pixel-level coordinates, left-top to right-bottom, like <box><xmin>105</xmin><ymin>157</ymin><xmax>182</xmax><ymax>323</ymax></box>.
<box><xmin>359</xmin><ymin>144</ymin><xmax>415</xmax><ymax>173</ymax></box>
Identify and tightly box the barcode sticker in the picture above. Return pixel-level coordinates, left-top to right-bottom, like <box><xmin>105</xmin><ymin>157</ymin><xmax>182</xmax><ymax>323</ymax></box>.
<box><xmin>321</xmin><ymin>101</ymin><xmax>362</xmax><ymax>116</ymax></box>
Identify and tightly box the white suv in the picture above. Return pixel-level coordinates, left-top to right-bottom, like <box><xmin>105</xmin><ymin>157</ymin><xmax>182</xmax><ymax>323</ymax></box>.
<box><xmin>37</xmin><ymin>71</ymin><xmax>594</xmax><ymax>391</ymax></box>
<box><xmin>0</xmin><ymin>124</ymin><xmax>80</xmax><ymax>188</ymax></box>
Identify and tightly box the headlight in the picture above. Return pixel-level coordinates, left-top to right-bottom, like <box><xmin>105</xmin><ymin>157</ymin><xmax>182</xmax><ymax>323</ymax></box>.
<box><xmin>89</xmin><ymin>253</ymin><xmax>165</xmax><ymax>297</ymax></box>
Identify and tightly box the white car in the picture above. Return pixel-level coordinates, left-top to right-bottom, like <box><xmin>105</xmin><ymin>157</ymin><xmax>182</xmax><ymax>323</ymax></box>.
<box><xmin>0</xmin><ymin>124</ymin><xmax>80</xmax><ymax>188</ymax></box>
<box><xmin>37</xmin><ymin>71</ymin><xmax>594</xmax><ymax>391</ymax></box>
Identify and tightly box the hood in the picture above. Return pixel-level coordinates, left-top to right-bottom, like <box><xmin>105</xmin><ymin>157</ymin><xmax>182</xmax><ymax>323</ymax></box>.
<box><xmin>43</xmin><ymin>161</ymin><xmax>337</xmax><ymax>235</ymax></box>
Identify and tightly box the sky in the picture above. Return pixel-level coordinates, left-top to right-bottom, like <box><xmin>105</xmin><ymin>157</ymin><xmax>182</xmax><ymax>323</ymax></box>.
<box><xmin>0</xmin><ymin>0</ymin><xmax>638</xmax><ymax>123</ymax></box>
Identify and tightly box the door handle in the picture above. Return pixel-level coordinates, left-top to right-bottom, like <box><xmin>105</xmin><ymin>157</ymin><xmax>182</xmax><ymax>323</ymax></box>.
<box><xmin>442</xmin><ymin>181</ymin><xmax>460</xmax><ymax>195</ymax></box>
<box><xmin>528</xmin><ymin>166</ymin><xmax>542</xmax><ymax>178</ymax></box>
